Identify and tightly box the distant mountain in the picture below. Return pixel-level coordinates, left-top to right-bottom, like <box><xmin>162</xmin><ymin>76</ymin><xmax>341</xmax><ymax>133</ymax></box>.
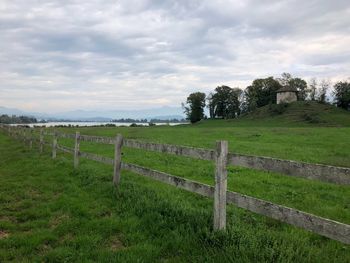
<box><xmin>149</xmin><ymin>115</ymin><xmax>184</xmax><ymax>120</ymax></box>
<box><xmin>0</xmin><ymin>106</ymin><xmax>28</xmax><ymax>116</ymax></box>
<box><xmin>0</xmin><ymin>106</ymin><xmax>185</xmax><ymax>121</ymax></box>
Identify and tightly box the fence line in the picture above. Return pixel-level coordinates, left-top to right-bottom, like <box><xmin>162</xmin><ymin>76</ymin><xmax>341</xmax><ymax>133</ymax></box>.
<box><xmin>48</xmin><ymin>132</ymin><xmax>350</xmax><ymax>185</ymax></box>
<box><xmin>121</xmin><ymin>161</ymin><xmax>350</xmax><ymax>244</ymax></box>
<box><xmin>0</xmin><ymin>124</ymin><xmax>349</xmax><ymax>244</ymax></box>
<box><xmin>7</xmin><ymin>126</ymin><xmax>349</xmax><ymax>184</ymax></box>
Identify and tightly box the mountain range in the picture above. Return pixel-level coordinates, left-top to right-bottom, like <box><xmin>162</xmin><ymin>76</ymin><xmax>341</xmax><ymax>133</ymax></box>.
<box><xmin>0</xmin><ymin>106</ymin><xmax>185</xmax><ymax>121</ymax></box>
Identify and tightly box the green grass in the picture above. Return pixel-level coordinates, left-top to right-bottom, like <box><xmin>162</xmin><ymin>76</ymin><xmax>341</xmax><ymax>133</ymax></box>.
<box><xmin>1</xmin><ymin>105</ymin><xmax>350</xmax><ymax>262</ymax></box>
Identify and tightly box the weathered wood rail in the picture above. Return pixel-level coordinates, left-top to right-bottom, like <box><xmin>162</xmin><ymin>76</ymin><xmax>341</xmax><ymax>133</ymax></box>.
<box><xmin>0</xmin><ymin>124</ymin><xmax>349</xmax><ymax>244</ymax></box>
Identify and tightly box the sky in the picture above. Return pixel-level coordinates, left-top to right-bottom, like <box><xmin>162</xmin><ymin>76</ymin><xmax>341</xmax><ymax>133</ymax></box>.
<box><xmin>0</xmin><ymin>0</ymin><xmax>349</xmax><ymax>113</ymax></box>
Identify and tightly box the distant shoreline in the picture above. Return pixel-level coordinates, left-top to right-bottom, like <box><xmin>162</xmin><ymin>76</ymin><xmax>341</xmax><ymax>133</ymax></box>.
<box><xmin>8</xmin><ymin>121</ymin><xmax>188</xmax><ymax>128</ymax></box>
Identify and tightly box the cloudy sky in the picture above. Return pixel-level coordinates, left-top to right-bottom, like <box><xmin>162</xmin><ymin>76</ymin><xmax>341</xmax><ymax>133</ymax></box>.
<box><xmin>0</xmin><ymin>0</ymin><xmax>349</xmax><ymax>113</ymax></box>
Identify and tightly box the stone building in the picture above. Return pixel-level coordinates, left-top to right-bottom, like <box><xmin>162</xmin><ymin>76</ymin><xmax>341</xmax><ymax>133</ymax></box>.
<box><xmin>276</xmin><ymin>86</ymin><xmax>298</xmax><ymax>104</ymax></box>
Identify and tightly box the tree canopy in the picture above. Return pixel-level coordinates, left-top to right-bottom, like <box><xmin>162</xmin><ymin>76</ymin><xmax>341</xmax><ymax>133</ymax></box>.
<box><xmin>0</xmin><ymin>115</ymin><xmax>37</xmax><ymax>124</ymax></box>
<box><xmin>334</xmin><ymin>81</ymin><xmax>350</xmax><ymax>110</ymax></box>
<box><xmin>244</xmin><ymin>77</ymin><xmax>282</xmax><ymax>111</ymax></box>
<box><xmin>208</xmin><ymin>85</ymin><xmax>242</xmax><ymax>119</ymax></box>
<box><xmin>183</xmin><ymin>92</ymin><xmax>206</xmax><ymax>123</ymax></box>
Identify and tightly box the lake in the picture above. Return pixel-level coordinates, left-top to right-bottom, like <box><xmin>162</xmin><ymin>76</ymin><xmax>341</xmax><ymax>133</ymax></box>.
<box><xmin>10</xmin><ymin>122</ymin><xmax>187</xmax><ymax>127</ymax></box>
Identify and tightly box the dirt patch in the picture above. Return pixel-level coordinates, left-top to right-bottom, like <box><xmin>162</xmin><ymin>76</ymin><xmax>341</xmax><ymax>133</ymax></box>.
<box><xmin>0</xmin><ymin>230</ymin><xmax>9</xmax><ymax>239</ymax></box>
<box><xmin>59</xmin><ymin>233</ymin><xmax>74</xmax><ymax>244</ymax></box>
<box><xmin>0</xmin><ymin>215</ymin><xmax>16</xmax><ymax>223</ymax></box>
<box><xmin>50</xmin><ymin>214</ymin><xmax>70</xmax><ymax>229</ymax></box>
<box><xmin>110</xmin><ymin>237</ymin><xmax>125</xmax><ymax>251</ymax></box>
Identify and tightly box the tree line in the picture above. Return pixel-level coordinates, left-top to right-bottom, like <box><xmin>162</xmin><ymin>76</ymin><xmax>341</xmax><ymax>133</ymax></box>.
<box><xmin>183</xmin><ymin>73</ymin><xmax>350</xmax><ymax>123</ymax></box>
<box><xmin>0</xmin><ymin>114</ymin><xmax>38</xmax><ymax>124</ymax></box>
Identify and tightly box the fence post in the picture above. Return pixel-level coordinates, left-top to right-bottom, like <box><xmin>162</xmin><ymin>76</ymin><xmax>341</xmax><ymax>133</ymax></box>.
<box><xmin>39</xmin><ymin>128</ymin><xmax>44</xmax><ymax>153</ymax></box>
<box><xmin>113</xmin><ymin>134</ymin><xmax>123</xmax><ymax>187</ymax></box>
<box><xmin>52</xmin><ymin>131</ymin><xmax>57</xmax><ymax>159</ymax></box>
<box><xmin>23</xmin><ymin>128</ymin><xmax>27</xmax><ymax>144</ymax></box>
<box><xmin>74</xmin><ymin>131</ymin><xmax>80</xmax><ymax>168</ymax></box>
<box><xmin>214</xmin><ymin>140</ymin><xmax>228</xmax><ymax>231</ymax></box>
<box><xmin>29</xmin><ymin>129</ymin><xmax>33</xmax><ymax>149</ymax></box>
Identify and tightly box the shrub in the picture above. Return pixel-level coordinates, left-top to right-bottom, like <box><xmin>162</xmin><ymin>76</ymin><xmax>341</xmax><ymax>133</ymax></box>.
<box><xmin>269</xmin><ymin>103</ymin><xmax>288</xmax><ymax>115</ymax></box>
<box><xmin>302</xmin><ymin>113</ymin><xmax>322</xmax><ymax>123</ymax></box>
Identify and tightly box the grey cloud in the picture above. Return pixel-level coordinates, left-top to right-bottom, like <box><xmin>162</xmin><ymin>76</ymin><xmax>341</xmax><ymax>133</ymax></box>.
<box><xmin>0</xmin><ymin>0</ymin><xmax>349</xmax><ymax>112</ymax></box>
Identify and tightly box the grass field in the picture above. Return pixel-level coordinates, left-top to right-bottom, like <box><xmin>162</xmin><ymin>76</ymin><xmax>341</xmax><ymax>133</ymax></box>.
<box><xmin>1</xmin><ymin>102</ymin><xmax>350</xmax><ymax>262</ymax></box>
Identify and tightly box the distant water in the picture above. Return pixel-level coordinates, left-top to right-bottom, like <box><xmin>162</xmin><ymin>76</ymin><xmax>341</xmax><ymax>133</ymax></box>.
<box><xmin>10</xmin><ymin>122</ymin><xmax>187</xmax><ymax>127</ymax></box>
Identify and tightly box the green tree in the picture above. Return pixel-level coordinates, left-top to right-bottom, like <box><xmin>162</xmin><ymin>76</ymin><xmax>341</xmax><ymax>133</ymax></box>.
<box><xmin>209</xmin><ymin>86</ymin><xmax>242</xmax><ymax>119</ymax></box>
<box><xmin>182</xmin><ymin>92</ymin><xmax>206</xmax><ymax>123</ymax></box>
<box><xmin>334</xmin><ymin>81</ymin><xmax>350</xmax><ymax>110</ymax></box>
<box><xmin>245</xmin><ymin>77</ymin><xmax>282</xmax><ymax>110</ymax></box>
<box><xmin>0</xmin><ymin>114</ymin><xmax>37</xmax><ymax>124</ymax></box>
<box><xmin>207</xmin><ymin>92</ymin><xmax>215</xmax><ymax>119</ymax></box>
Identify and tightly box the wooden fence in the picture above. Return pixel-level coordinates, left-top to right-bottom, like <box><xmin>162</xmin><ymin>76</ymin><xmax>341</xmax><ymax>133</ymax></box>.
<box><xmin>0</xmin><ymin>124</ymin><xmax>349</xmax><ymax>245</ymax></box>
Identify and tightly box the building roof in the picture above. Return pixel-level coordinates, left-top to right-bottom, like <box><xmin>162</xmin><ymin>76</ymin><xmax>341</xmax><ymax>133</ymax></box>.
<box><xmin>276</xmin><ymin>86</ymin><xmax>298</xmax><ymax>93</ymax></box>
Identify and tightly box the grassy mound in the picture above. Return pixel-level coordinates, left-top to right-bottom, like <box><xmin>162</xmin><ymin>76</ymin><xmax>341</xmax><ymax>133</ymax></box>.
<box><xmin>242</xmin><ymin>101</ymin><xmax>350</xmax><ymax>127</ymax></box>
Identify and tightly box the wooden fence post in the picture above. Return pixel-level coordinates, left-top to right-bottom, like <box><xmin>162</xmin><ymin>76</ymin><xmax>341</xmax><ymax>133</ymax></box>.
<box><xmin>74</xmin><ymin>131</ymin><xmax>80</xmax><ymax>168</ymax></box>
<box><xmin>52</xmin><ymin>131</ymin><xmax>57</xmax><ymax>159</ymax></box>
<box><xmin>214</xmin><ymin>140</ymin><xmax>228</xmax><ymax>231</ymax></box>
<box><xmin>29</xmin><ymin>129</ymin><xmax>33</xmax><ymax>149</ymax></box>
<box><xmin>113</xmin><ymin>134</ymin><xmax>123</xmax><ymax>187</ymax></box>
<box><xmin>39</xmin><ymin>128</ymin><xmax>44</xmax><ymax>153</ymax></box>
<box><xmin>23</xmin><ymin>128</ymin><xmax>27</xmax><ymax>144</ymax></box>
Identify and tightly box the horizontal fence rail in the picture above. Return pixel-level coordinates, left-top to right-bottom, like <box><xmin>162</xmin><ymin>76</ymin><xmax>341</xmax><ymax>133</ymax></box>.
<box><xmin>80</xmin><ymin>134</ymin><xmax>116</xmax><ymax>145</ymax></box>
<box><xmin>80</xmin><ymin>150</ymin><xmax>114</xmax><ymax>165</ymax></box>
<box><xmin>57</xmin><ymin>132</ymin><xmax>76</xmax><ymax>139</ymax></box>
<box><xmin>122</xmin><ymin>162</ymin><xmax>215</xmax><ymax>198</ymax></box>
<box><xmin>226</xmin><ymin>192</ymin><xmax>350</xmax><ymax>244</ymax></box>
<box><xmin>227</xmin><ymin>153</ymin><xmax>350</xmax><ymax>185</ymax></box>
<box><xmin>123</xmin><ymin>139</ymin><xmax>216</xmax><ymax>161</ymax></box>
<box><xmin>0</xmin><ymin>125</ymin><xmax>349</xmax><ymax>244</ymax></box>
<box><xmin>57</xmin><ymin>144</ymin><xmax>74</xmax><ymax>154</ymax></box>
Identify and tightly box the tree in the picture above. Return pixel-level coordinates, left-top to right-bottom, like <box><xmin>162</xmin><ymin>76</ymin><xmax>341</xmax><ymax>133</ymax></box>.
<box><xmin>290</xmin><ymin>78</ymin><xmax>308</xmax><ymax>100</ymax></box>
<box><xmin>278</xmin><ymin>73</ymin><xmax>308</xmax><ymax>100</ymax></box>
<box><xmin>318</xmin><ymin>79</ymin><xmax>330</xmax><ymax>103</ymax></box>
<box><xmin>209</xmin><ymin>86</ymin><xmax>242</xmax><ymax>119</ymax></box>
<box><xmin>182</xmin><ymin>92</ymin><xmax>206</xmax><ymax>123</ymax></box>
<box><xmin>308</xmin><ymin>78</ymin><xmax>317</xmax><ymax>101</ymax></box>
<box><xmin>245</xmin><ymin>77</ymin><xmax>282</xmax><ymax>110</ymax></box>
<box><xmin>207</xmin><ymin>92</ymin><xmax>215</xmax><ymax>119</ymax></box>
<box><xmin>0</xmin><ymin>114</ymin><xmax>37</xmax><ymax>124</ymax></box>
<box><xmin>333</xmin><ymin>81</ymin><xmax>350</xmax><ymax>110</ymax></box>
<box><xmin>278</xmin><ymin>72</ymin><xmax>292</xmax><ymax>86</ymax></box>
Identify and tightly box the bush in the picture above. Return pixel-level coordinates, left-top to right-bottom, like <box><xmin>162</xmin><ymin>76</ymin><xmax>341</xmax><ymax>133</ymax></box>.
<box><xmin>302</xmin><ymin>113</ymin><xmax>322</xmax><ymax>123</ymax></box>
<box><xmin>269</xmin><ymin>103</ymin><xmax>288</xmax><ymax>115</ymax></box>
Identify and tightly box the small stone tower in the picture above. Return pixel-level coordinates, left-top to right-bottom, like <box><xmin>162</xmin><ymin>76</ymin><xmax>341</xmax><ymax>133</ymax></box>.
<box><xmin>276</xmin><ymin>86</ymin><xmax>298</xmax><ymax>104</ymax></box>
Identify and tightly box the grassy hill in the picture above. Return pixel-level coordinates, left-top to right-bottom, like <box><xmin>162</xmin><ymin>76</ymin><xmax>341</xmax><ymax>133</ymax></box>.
<box><xmin>199</xmin><ymin>101</ymin><xmax>350</xmax><ymax>127</ymax></box>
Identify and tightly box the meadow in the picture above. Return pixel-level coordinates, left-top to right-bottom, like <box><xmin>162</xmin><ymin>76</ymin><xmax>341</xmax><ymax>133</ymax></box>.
<box><xmin>1</xmin><ymin>104</ymin><xmax>350</xmax><ymax>262</ymax></box>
